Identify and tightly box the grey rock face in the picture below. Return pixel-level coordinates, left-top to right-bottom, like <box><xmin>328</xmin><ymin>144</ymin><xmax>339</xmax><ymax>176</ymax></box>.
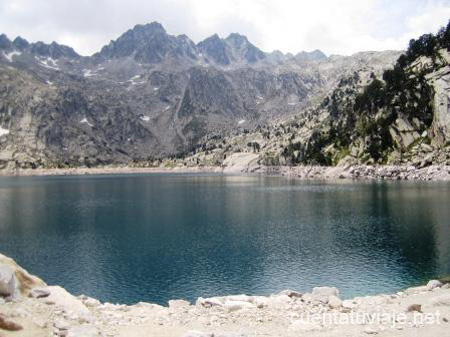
<box><xmin>0</xmin><ymin>22</ymin><xmax>400</xmax><ymax>169</ymax></box>
<box><xmin>198</xmin><ymin>34</ymin><xmax>232</xmax><ymax>66</ymax></box>
<box><xmin>29</xmin><ymin>41</ymin><xmax>79</xmax><ymax>59</ymax></box>
<box><xmin>0</xmin><ymin>34</ymin><xmax>12</xmax><ymax>49</ymax></box>
<box><xmin>296</xmin><ymin>49</ymin><xmax>327</xmax><ymax>62</ymax></box>
<box><xmin>12</xmin><ymin>36</ymin><xmax>29</xmax><ymax>50</ymax></box>
<box><xmin>225</xmin><ymin>33</ymin><xmax>266</xmax><ymax>63</ymax></box>
<box><xmin>96</xmin><ymin>22</ymin><xmax>197</xmax><ymax>64</ymax></box>
<box><xmin>429</xmin><ymin>62</ymin><xmax>450</xmax><ymax>146</ymax></box>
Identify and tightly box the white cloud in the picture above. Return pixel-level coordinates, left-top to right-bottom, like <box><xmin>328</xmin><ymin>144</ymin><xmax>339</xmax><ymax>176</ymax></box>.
<box><xmin>0</xmin><ymin>0</ymin><xmax>448</xmax><ymax>56</ymax></box>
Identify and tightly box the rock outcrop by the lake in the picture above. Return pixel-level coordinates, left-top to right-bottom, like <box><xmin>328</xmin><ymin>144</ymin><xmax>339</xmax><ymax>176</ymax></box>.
<box><xmin>2</xmin><ymin>163</ymin><xmax>450</xmax><ymax>182</ymax></box>
<box><xmin>1</xmin><ymin>253</ymin><xmax>450</xmax><ymax>336</ymax></box>
<box><xmin>277</xmin><ymin>164</ymin><xmax>450</xmax><ymax>181</ymax></box>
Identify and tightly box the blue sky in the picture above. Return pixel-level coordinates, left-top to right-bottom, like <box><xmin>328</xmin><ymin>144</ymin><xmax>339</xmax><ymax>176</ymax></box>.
<box><xmin>0</xmin><ymin>0</ymin><xmax>449</xmax><ymax>56</ymax></box>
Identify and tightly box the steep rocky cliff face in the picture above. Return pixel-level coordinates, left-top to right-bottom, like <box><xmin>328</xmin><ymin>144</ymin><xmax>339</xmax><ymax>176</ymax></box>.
<box><xmin>296</xmin><ymin>25</ymin><xmax>450</xmax><ymax>166</ymax></box>
<box><xmin>0</xmin><ymin>22</ymin><xmax>401</xmax><ymax>169</ymax></box>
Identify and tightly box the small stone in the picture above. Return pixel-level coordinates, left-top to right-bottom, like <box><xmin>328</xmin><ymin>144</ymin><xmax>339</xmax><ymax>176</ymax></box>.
<box><xmin>363</xmin><ymin>327</ymin><xmax>379</xmax><ymax>334</ymax></box>
<box><xmin>0</xmin><ymin>316</ymin><xmax>23</xmax><ymax>331</ymax></box>
<box><xmin>83</xmin><ymin>297</ymin><xmax>101</xmax><ymax>307</ymax></box>
<box><xmin>426</xmin><ymin>280</ymin><xmax>443</xmax><ymax>291</ymax></box>
<box><xmin>407</xmin><ymin>304</ymin><xmax>422</xmax><ymax>313</ymax></box>
<box><xmin>196</xmin><ymin>297</ymin><xmax>223</xmax><ymax>307</ymax></box>
<box><xmin>56</xmin><ymin>330</ymin><xmax>69</xmax><ymax>337</ymax></box>
<box><xmin>29</xmin><ymin>287</ymin><xmax>51</xmax><ymax>298</ymax></box>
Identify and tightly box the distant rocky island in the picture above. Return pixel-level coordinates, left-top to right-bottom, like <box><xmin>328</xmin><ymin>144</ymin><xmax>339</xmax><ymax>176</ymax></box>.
<box><xmin>0</xmin><ymin>21</ymin><xmax>449</xmax><ymax>174</ymax></box>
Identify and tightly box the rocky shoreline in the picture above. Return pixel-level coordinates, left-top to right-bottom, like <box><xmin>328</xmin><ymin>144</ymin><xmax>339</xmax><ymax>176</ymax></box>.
<box><xmin>1</xmin><ymin>253</ymin><xmax>450</xmax><ymax>337</ymax></box>
<box><xmin>0</xmin><ymin>166</ymin><xmax>220</xmax><ymax>177</ymax></box>
<box><xmin>275</xmin><ymin>164</ymin><xmax>450</xmax><ymax>181</ymax></box>
<box><xmin>1</xmin><ymin>164</ymin><xmax>450</xmax><ymax>182</ymax></box>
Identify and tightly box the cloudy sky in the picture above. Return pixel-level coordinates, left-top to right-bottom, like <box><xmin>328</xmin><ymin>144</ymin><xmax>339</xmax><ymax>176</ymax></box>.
<box><xmin>0</xmin><ymin>0</ymin><xmax>449</xmax><ymax>56</ymax></box>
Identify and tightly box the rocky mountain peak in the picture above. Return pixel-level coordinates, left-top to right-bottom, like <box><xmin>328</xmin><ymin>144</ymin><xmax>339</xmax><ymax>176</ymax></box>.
<box><xmin>96</xmin><ymin>21</ymin><xmax>198</xmax><ymax>64</ymax></box>
<box><xmin>140</xmin><ymin>21</ymin><xmax>166</xmax><ymax>33</ymax></box>
<box><xmin>0</xmin><ymin>33</ymin><xmax>77</xmax><ymax>59</ymax></box>
<box><xmin>0</xmin><ymin>34</ymin><xmax>12</xmax><ymax>49</ymax></box>
<box><xmin>295</xmin><ymin>49</ymin><xmax>327</xmax><ymax>62</ymax></box>
<box><xmin>197</xmin><ymin>34</ymin><xmax>231</xmax><ymax>65</ymax></box>
<box><xmin>197</xmin><ymin>32</ymin><xmax>265</xmax><ymax>65</ymax></box>
<box><xmin>12</xmin><ymin>36</ymin><xmax>29</xmax><ymax>50</ymax></box>
<box><xmin>124</xmin><ymin>22</ymin><xmax>167</xmax><ymax>40</ymax></box>
<box><xmin>266</xmin><ymin>50</ymin><xmax>295</xmax><ymax>64</ymax></box>
<box><xmin>29</xmin><ymin>41</ymin><xmax>79</xmax><ymax>59</ymax></box>
<box><xmin>225</xmin><ymin>33</ymin><xmax>265</xmax><ymax>63</ymax></box>
<box><xmin>225</xmin><ymin>33</ymin><xmax>249</xmax><ymax>47</ymax></box>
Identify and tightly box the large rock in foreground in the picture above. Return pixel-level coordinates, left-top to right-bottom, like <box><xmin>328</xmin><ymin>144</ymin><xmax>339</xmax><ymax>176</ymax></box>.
<box><xmin>0</xmin><ymin>253</ymin><xmax>46</xmax><ymax>298</ymax></box>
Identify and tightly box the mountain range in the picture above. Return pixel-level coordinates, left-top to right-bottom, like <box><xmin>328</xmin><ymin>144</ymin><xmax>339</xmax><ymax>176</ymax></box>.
<box><xmin>0</xmin><ymin>22</ymin><xmax>402</xmax><ymax>169</ymax></box>
<box><xmin>185</xmin><ymin>22</ymin><xmax>450</xmax><ymax>169</ymax></box>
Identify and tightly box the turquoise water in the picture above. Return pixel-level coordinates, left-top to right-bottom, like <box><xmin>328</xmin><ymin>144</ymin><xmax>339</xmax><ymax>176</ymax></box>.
<box><xmin>0</xmin><ymin>174</ymin><xmax>449</xmax><ymax>305</ymax></box>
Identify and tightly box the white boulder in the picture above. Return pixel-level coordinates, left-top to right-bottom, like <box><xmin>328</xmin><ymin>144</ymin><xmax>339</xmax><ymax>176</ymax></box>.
<box><xmin>311</xmin><ymin>286</ymin><xmax>339</xmax><ymax>303</ymax></box>
<box><xmin>196</xmin><ymin>297</ymin><xmax>224</xmax><ymax>307</ymax></box>
<box><xmin>426</xmin><ymin>280</ymin><xmax>443</xmax><ymax>291</ymax></box>
<box><xmin>45</xmin><ymin>286</ymin><xmax>90</xmax><ymax>315</ymax></box>
<box><xmin>328</xmin><ymin>295</ymin><xmax>342</xmax><ymax>309</ymax></box>
<box><xmin>0</xmin><ymin>264</ymin><xmax>17</xmax><ymax>297</ymax></box>
<box><xmin>29</xmin><ymin>287</ymin><xmax>51</xmax><ymax>298</ymax></box>
<box><xmin>0</xmin><ymin>254</ymin><xmax>46</xmax><ymax>296</ymax></box>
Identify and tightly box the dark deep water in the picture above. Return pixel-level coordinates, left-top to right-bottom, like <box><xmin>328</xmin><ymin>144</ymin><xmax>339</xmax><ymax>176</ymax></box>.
<box><xmin>0</xmin><ymin>174</ymin><xmax>449</xmax><ymax>305</ymax></box>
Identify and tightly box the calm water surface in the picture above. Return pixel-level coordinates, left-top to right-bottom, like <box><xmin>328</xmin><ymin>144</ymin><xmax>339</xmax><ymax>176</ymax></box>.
<box><xmin>0</xmin><ymin>174</ymin><xmax>449</xmax><ymax>305</ymax></box>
